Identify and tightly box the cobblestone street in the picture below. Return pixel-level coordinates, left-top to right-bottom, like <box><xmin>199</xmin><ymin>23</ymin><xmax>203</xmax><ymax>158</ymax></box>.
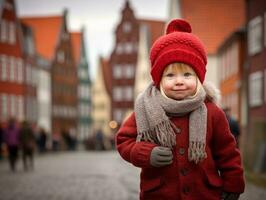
<box><xmin>0</xmin><ymin>151</ymin><xmax>266</xmax><ymax>200</ymax></box>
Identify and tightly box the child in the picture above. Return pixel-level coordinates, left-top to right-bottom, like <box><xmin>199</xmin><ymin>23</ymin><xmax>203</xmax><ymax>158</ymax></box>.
<box><xmin>116</xmin><ymin>19</ymin><xmax>245</xmax><ymax>200</ymax></box>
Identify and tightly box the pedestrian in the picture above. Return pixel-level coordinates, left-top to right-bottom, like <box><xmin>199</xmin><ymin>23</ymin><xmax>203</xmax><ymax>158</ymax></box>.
<box><xmin>3</xmin><ymin>118</ymin><xmax>20</xmax><ymax>172</ymax></box>
<box><xmin>19</xmin><ymin>121</ymin><xmax>35</xmax><ymax>171</ymax></box>
<box><xmin>52</xmin><ymin>131</ymin><xmax>60</xmax><ymax>151</ymax></box>
<box><xmin>223</xmin><ymin>107</ymin><xmax>240</xmax><ymax>147</ymax></box>
<box><xmin>62</xmin><ymin>129</ymin><xmax>71</xmax><ymax>150</ymax></box>
<box><xmin>0</xmin><ymin>122</ymin><xmax>3</xmax><ymax>160</ymax></box>
<box><xmin>38</xmin><ymin>127</ymin><xmax>47</xmax><ymax>153</ymax></box>
<box><xmin>95</xmin><ymin>129</ymin><xmax>105</xmax><ymax>150</ymax></box>
<box><xmin>116</xmin><ymin>19</ymin><xmax>245</xmax><ymax>200</ymax></box>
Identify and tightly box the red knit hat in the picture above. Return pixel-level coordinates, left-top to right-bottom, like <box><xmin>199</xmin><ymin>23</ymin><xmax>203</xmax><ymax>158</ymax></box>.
<box><xmin>150</xmin><ymin>19</ymin><xmax>207</xmax><ymax>87</ymax></box>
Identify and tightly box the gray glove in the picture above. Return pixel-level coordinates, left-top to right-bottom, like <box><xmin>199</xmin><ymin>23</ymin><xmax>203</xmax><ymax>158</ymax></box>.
<box><xmin>150</xmin><ymin>146</ymin><xmax>173</xmax><ymax>167</ymax></box>
<box><xmin>221</xmin><ymin>192</ymin><xmax>240</xmax><ymax>200</ymax></box>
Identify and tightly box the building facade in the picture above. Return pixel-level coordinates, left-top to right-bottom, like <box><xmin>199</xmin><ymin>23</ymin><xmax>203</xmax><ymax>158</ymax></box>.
<box><xmin>218</xmin><ymin>29</ymin><xmax>246</xmax><ymax>121</ymax></box>
<box><xmin>92</xmin><ymin>57</ymin><xmax>111</xmax><ymax>144</ymax></box>
<box><xmin>109</xmin><ymin>1</ymin><xmax>139</xmax><ymax>128</ymax></box>
<box><xmin>0</xmin><ymin>0</ymin><xmax>26</xmax><ymax>123</ymax></box>
<box><xmin>20</xmin><ymin>23</ymin><xmax>38</xmax><ymax>124</ymax></box>
<box><xmin>36</xmin><ymin>55</ymin><xmax>51</xmax><ymax>134</ymax></box>
<box><xmin>51</xmin><ymin>10</ymin><xmax>78</xmax><ymax>140</ymax></box>
<box><xmin>21</xmin><ymin>10</ymin><xmax>78</xmax><ymax>145</ymax></box>
<box><xmin>245</xmin><ymin>0</ymin><xmax>266</xmax><ymax>172</ymax></box>
<box><xmin>71</xmin><ymin>29</ymin><xmax>92</xmax><ymax>141</ymax></box>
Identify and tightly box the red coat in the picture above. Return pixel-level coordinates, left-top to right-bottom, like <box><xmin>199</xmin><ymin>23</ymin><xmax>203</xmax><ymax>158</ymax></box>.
<box><xmin>116</xmin><ymin>101</ymin><xmax>245</xmax><ymax>200</ymax></box>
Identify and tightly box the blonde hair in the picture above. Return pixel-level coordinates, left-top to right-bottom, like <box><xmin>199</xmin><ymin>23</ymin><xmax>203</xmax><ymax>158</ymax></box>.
<box><xmin>162</xmin><ymin>62</ymin><xmax>196</xmax><ymax>76</ymax></box>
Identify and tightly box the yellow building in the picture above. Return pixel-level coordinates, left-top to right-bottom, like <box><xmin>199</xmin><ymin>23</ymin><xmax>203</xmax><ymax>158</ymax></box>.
<box><xmin>91</xmin><ymin>57</ymin><xmax>112</xmax><ymax>148</ymax></box>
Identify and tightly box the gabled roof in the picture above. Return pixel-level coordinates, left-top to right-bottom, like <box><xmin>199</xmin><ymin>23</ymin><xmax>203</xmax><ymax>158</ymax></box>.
<box><xmin>20</xmin><ymin>15</ymin><xmax>63</xmax><ymax>60</ymax></box>
<box><xmin>138</xmin><ymin>19</ymin><xmax>165</xmax><ymax>48</ymax></box>
<box><xmin>180</xmin><ymin>0</ymin><xmax>245</xmax><ymax>54</ymax></box>
<box><xmin>70</xmin><ymin>32</ymin><xmax>81</xmax><ymax>65</ymax></box>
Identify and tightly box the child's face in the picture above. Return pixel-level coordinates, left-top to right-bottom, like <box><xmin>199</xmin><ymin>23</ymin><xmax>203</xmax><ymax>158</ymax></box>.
<box><xmin>160</xmin><ymin>63</ymin><xmax>197</xmax><ymax>100</ymax></box>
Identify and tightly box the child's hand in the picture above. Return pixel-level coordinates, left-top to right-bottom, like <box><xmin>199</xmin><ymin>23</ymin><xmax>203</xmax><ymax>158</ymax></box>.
<box><xmin>150</xmin><ymin>146</ymin><xmax>173</xmax><ymax>167</ymax></box>
<box><xmin>221</xmin><ymin>192</ymin><xmax>240</xmax><ymax>200</ymax></box>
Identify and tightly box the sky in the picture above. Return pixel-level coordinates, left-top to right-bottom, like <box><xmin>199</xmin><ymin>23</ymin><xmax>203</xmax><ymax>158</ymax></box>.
<box><xmin>15</xmin><ymin>0</ymin><xmax>168</xmax><ymax>79</ymax></box>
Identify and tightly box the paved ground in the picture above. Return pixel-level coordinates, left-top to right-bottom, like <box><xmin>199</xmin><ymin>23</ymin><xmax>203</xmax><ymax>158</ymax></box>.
<box><xmin>0</xmin><ymin>151</ymin><xmax>266</xmax><ymax>200</ymax></box>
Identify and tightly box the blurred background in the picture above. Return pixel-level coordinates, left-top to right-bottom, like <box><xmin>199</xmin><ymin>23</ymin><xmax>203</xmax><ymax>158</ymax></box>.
<box><xmin>0</xmin><ymin>0</ymin><xmax>266</xmax><ymax>199</ymax></box>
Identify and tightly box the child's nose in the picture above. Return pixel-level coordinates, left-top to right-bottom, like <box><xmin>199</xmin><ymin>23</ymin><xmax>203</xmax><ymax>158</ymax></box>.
<box><xmin>174</xmin><ymin>75</ymin><xmax>184</xmax><ymax>85</ymax></box>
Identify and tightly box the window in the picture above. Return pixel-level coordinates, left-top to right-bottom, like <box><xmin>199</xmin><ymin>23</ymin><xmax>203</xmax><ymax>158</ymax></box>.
<box><xmin>249</xmin><ymin>71</ymin><xmax>263</xmax><ymax>107</ymax></box>
<box><xmin>1</xmin><ymin>19</ymin><xmax>7</xmax><ymax>42</ymax></box>
<box><xmin>113</xmin><ymin>65</ymin><xmax>123</xmax><ymax>78</ymax></box>
<box><xmin>10</xmin><ymin>95</ymin><xmax>16</xmax><ymax>117</ymax></box>
<box><xmin>248</xmin><ymin>16</ymin><xmax>262</xmax><ymax>55</ymax></box>
<box><xmin>79</xmin><ymin>68</ymin><xmax>88</xmax><ymax>79</ymax></box>
<box><xmin>57</xmin><ymin>51</ymin><xmax>65</xmax><ymax>63</ymax></box>
<box><xmin>124</xmin><ymin>86</ymin><xmax>133</xmax><ymax>101</ymax></box>
<box><xmin>123</xmin><ymin>22</ymin><xmax>132</xmax><ymax>33</ymax></box>
<box><xmin>1</xmin><ymin>55</ymin><xmax>7</xmax><ymax>81</ymax></box>
<box><xmin>1</xmin><ymin>94</ymin><xmax>7</xmax><ymax>119</ymax></box>
<box><xmin>26</xmin><ymin>64</ymin><xmax>31</xmax><ymax>84</ymax></box>
<box><xmin>9</xmin><ymin>57</ymin><xmax>16</xmax><ymax>82</ymax></box>
<box><xmin>113</xmin><ymin>87</ymin><xmax>123</xmax><ymax>101</ymax></box>
<box><xmin>124</xmin><ymin>42</ymin><xmax>133</xmax><ymax>54</ymax></box>
<box><xmin>114</xmin><ymin>108</ymin><xmax>123</xmax><ymax>123</ymax></box>
<box><xmin>124</xmin><ymin>64</ymin><xmax>134</xmax><ymax>78</ymax></box>
<box><xmin>116</xmin><ymin>43</ymin><xmax>123</xmax><ymax>54</ymax></box>
<box><xmin>33</xmin><ymin>67</ymin><xmax>38</xmax><ymax>86</ymax></box>
<box><xmin>232</xmin><ymin>43</ymin><xmax>239</xmax><ymax>75</ymax></box>
<box><xmin>17</xmin><ymin>58</ymin><xmax>24</xmax><ymax>83</ymax></box>
<box><xmin>9</xmin><ymin>22</ymin><xmax>16</xmax><ymax>44</ymax></box>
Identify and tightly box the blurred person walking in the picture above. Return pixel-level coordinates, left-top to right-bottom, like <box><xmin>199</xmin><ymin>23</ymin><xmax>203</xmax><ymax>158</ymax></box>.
<box><xmin>3</xmin><ymin>118</ymin><xmax>20</xmax><ymax>172</ymax></box>
<box><xmin>19</xmin><ymin>121</ymin><xmax>35</xmax><ymax>171</ymax></box>
<box><xmin>0</xmin><ymin>122</ymin><xmax>3</xmax><ymax>160</ymax></box>
<box><xmin>223</xmin><ymin>107</ymin><xmax>240</xmax><ymax>147</ymax></box>
<box><xmin>38</xmin><ymin>127</ymin><xmax>47</xmax><ymax>153</ymax></box>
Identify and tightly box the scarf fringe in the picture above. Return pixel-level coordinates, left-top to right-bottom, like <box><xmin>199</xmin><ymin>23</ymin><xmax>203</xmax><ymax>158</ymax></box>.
<box><xmin>188</xmin><ymin>141</ymin><xmax>207</xmax><ymax>164</ymax></box>
<box><xmin>137</xmin><ymin>120</ymin><xmax>176</xmax><ymax>148</ymax></box>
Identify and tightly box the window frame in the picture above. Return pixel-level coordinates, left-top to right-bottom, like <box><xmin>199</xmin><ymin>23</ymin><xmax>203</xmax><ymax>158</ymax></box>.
<box><xmin>1</xmin><ymin>19</ymin><xmax>7</xmax><ymax>42</ymax></box>
<box><xmin>248</xmin><ymin>16</ymin><xmax>263</xmax><ymax>56</ymax></box>
<box><xmin>249</xmin><ymin>71</ymin><xmax>263</xmax><ymax>107</ymax></box>
<box><xmin>9</xmin><ymin>22</ymin><xmax>16</xmax><ymax>44</ymax></box>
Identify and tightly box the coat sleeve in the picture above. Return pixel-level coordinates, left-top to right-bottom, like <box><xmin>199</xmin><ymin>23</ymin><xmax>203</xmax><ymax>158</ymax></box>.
<box><xmin>210</xmin><ymin>104</ymin><xmax>245</xmax><ymax>193</ymax></box>
<box><xmin>116</xmin><ymin>112</ymin><xmax>157</xmax><ymax>168</ymax></box>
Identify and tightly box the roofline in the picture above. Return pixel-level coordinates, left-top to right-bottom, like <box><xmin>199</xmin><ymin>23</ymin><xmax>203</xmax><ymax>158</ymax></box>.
<box><xmin>217</xmin><ymin>26</ymin><xmax>246</xmax><ymax>53</ymax></box>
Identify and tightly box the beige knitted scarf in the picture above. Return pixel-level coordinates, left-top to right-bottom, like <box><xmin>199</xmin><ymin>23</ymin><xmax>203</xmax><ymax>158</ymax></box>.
<box><xmin>135</xmin><ymin>83</ymin><xmax>207</xmax><ymax>164</ymax></box>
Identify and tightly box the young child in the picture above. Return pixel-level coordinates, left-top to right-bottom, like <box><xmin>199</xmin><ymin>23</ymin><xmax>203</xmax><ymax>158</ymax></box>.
<box><xmin>116</xmin><ymin>19</ymin><xmax>245</xmax><ymax>200</ymax></box>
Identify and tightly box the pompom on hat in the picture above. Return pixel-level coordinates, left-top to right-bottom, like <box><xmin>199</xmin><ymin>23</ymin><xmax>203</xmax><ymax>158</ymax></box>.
<box><xmin>150</xmin><ymin>19</ymin><xmax>207</xmax><ymax>87</ymax></box>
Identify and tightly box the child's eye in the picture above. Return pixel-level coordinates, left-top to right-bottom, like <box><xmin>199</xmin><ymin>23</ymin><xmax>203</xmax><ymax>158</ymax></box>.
<box><xmin>165</xmin><ymin>73</ymin><xmax>174</xmax><ymax>77</ymax></box>
<box><xmin>184</xmin><ymin>72</ymin><xmax>193</xmax><ymax>77</ymax></box>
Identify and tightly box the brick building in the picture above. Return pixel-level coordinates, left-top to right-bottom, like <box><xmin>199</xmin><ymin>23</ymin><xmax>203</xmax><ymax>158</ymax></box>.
<box><xmin>245</xmin><ymin>0</ymin><xmax>266</xmax><ymax>172</ymax></box>
<box><xmin>218</xmin><ymin>29</ymin><xmax>246</xmax><ymax>122</ymax></box>
<box><xmin>21</xmin><ymin>10</ymin><xmax>78</xmax><ymax>141</ymax></box>
<box><xmin>0</xmin><ymin>0</ymin><xmax>31</xmax><ymax>123</ymax></box>
<box><xmin>108</xmin><ymin>0</ymin><xmax>139</xmax><ymax>127</ymax></box>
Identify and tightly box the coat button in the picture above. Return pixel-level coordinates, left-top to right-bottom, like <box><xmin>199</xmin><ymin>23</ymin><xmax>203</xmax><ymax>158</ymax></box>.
<box><xmin>180</xmin><ymin>168</ymin><xmax>189</xmax><ymax>176</ymax></box>
<box><xmin>179</xmin><ymin>148</ymin><xmax>185</xmax><ymax>155</ymax></box>
<box><xmin>183</xmin><ymin>186</ymin><xmax>190</xmax><ymax>194</ymax></box>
